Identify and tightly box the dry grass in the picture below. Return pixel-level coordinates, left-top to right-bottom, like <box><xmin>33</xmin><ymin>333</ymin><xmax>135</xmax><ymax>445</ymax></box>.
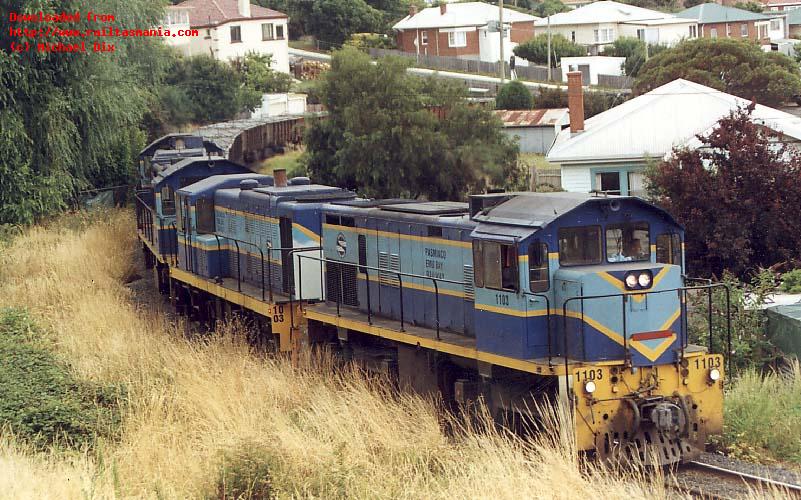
<box><xmin>0</xmin><ymin>209</ymin><xmax>676</xmax><ymax>498</ymax></box>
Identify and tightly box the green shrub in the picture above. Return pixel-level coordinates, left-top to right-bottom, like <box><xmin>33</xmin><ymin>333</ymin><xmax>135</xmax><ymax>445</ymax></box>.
<box><xmin>213</xmin><ymin>441</ymin><xmax>274</xmax><ymax>499</ymax></box>
<box><xmin>780</xmin><ymin>269</ymin><xmax>801</xmax><ymax>294</ymax></box>
<box><xmin>0</xmin><ymin>308</ymin><xmax>122</xmax><ymax>449</ymax></box>
<box><xmin>495</xmin><ymin>81</ymin><xmax>533</xmax><ymax>110</ymax></box>
<box><xmin>717</xmin><ymin>362</ymin><xmax>801</xmax><ymax>464</ymax></box>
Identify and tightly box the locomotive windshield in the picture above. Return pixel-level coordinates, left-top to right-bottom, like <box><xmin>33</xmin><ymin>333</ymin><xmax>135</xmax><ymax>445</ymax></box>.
<box><xmin>606</xmin><ymin>222</ymin><xmax>650</xmax><ymax>262</ymax></box>
<box><xmin>558</xmin><ymin>226</ymin><xmax>602</xmax><ymax>266</ymax></box>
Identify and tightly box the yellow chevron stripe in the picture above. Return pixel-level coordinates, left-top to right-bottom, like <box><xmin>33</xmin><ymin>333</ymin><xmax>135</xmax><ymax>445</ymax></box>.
<box><xmin>596</xmin><ymin>265</ymin><xmax>672</xmax><ymax>303</ymax></box>
<box><xmin>293</xmin><ymin>222</ymin><xmax>321</xmax><ymax>243</ymax></box>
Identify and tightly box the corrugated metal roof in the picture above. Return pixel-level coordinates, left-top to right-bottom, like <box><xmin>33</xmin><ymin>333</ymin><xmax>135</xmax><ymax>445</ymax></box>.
<box><xmin>677</xmin><ymin>3</ymin><xmax>769</xmax><ymax>23</ymax></box>
<box><xmin>547</xmin><ymin>79</ymin><xmax>801</xmax><ymax>164</ymax></box>
<box><xmin>493</xmin><ymin>108</ymin><xmax>569</xmax><ymax>127</ymax></box>
<box><xmin>394</xmin><ymin>2</ymin><xmax>538</xmax><ymax>30</ymax></box>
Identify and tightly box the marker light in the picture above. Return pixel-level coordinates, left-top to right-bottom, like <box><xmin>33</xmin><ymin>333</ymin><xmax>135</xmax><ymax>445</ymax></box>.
<box><xmin>585</xmin><ymin>381</ymin><xmax>597</xmax><ymax>394</ymax></box>
<box><xmin>625</xmin><ymin>274</ymin><xmax>638</xmax><ymax>289</ymax></box>
<box><xmin>709</xmin><ymin>368</ymin><xmax>721</xmax><ymax>382</ymax></box>
<box><xmin>638</xmin><ymin>272</ymin><xmax>652</xmax><ymax>288</ymax></box>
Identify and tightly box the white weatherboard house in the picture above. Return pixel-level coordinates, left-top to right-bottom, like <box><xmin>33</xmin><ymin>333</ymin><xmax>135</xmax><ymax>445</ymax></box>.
<box><xmin>162</xmin><ymin>0</ymin><xmax>289</xmax><ymax>73</ymax></box>
<box><xmin>536</xmin><ymin>1</ymin><xmax>697</xmax><ymax>55</ymax></box>
<box><xmin>547</xmin><ymin>79</ymin><xmax>801</xmax><ymax>196</ymax></box>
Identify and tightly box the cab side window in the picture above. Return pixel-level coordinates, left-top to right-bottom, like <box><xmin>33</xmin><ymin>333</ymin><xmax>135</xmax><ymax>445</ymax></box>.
<box><xmin>472</xmin><ymin>240</ymin><xmax>518</xmax><ymax>292</ymax></box>
<box><xmin>529</xmin><ymin>242</ymin><xmax>549</xmax><ymax>292</ymax></box>
<box><xmin>656</xmin><ymin>233</ymin><xmax>682</xmax><ymax>267</ymax></box>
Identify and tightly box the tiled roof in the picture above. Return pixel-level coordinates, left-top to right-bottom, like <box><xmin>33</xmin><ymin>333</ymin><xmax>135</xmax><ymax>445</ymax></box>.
<box><xmin>677</xmin><ymin>3</ymin><xmax>769</xmax><ymax>23</ymax></box>
<box><xmin>173</xmin><ymin>0</ymin><xmax>286</xmax><ymax>28</ymax></box>
<box><xmin>493</xmin><ymin>108</ymin><xmax>569</xmax><ymax>127</ymax></box>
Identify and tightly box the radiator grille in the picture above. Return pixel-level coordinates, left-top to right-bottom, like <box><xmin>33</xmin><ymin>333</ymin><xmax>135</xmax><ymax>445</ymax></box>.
<box><xmin>463</xmin><ymin>265</ymin><xmax>475</xmax><ymax>301</ymax></box>
<box><xmin>326</xmin><ymin>261</ymin><xmax>359</xmax><ymax>307</ymax></box>
<box><xmin>378</xmin><ymin>252</ymin><xmax>400</xmax><ymax>287</ymax></box>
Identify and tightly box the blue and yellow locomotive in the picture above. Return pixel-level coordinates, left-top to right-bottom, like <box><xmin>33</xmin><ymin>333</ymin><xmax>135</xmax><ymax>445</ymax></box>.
<box><xmin>138</xmin><ymin>169</ymin><xmax>726</xmax><ymax>466</ymax></box>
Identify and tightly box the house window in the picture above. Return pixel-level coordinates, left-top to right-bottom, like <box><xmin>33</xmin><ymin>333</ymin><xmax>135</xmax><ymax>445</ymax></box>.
<box><xmin>759</xmin><ymin>24</ymin><xmax>768</xmax><ymax>37</ymax></box>
<box><xmin>472</xmin><ymin>240</ymin><xmax>518</xmax><ymax>291</ymax></box>
<box><xmin>656</xmin><ymin>234</ymin><xmax>682</xmax><ymax>267</ymax></box>
<box><xmin>571</xmin><ymin>30</ymin><xmax>576</xmax><ymax>42</ymax></box>
<box><xmin>594</xmin><ymin>28</ymin><xmax>613</xmax><ymax>43</ymax></box>
<box><xmin>627</xmin><ymin>171</ymin><xmax>646</xmax><ymax>197</ymax></box>
<box><xmin>636</xmin><ymin>28</ymin><xmax>645</xmax><ymax>40</ymax></box>
<box><xmin>421</xmin><ymin>30</ymin><xmax>428</xmax><ymax>45</ymax></box>
<box><xmin>726</xmin><ymin>23</ymin><xmax>731</xmax><ymax>37</ymax></box>
<box><xmin>689</xmin><ymin>25</ymin><xmax>697</xmax><ymax>38</ymax></box>
<box><xmin>606</xmin><ymin>222</ymin><xmax>650</xmax><ymax>263</ymax></box>
<box><xmin>230</xmin><ymin>25</ymin><xmax>242</xmax><ymax>43</ymax></box>
<box><xmin>741</xmin><ymin>23</ymin><xmax>749</xmax><ymax>37</ymax></box>
<box><xmin>262</xmin><ymin>23</ymin><xmax>274</xmax><ymax>40</ymax></box>
<box><xmin>771</xmin><ymin>19</ymin><xmax>781</xmax><ymax>30</ymax></box>
<box><xmin>710</xmin><ymin>27</ymin><xmax>718</xmax><ymax>38</ymax></box>
<box><xmin>276</xmin><ymin>25</ymin><xmax>284</xmax><ymax>39</ymax></box>
<box><xmin>558</xmin><ymin>226</ymin><xmax>602</xmax><ymax>266</ymax></box>
<box><xmin>595</xmin><ymin>171</ymin><xmax>621</xmax><ymax>194</ymax></box>
<box><xmin>448</xmin><ymin>31</ymin><xmax>467</xmax><ymax>47</ymax></box>
<box><xmin>528</xmin><ymin>242</ymin><xmax>549</xmax><ymax>292</ymax></box>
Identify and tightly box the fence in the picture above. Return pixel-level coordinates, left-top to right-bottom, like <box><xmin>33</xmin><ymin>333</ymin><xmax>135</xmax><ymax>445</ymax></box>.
<box><xmin>597</xmin><ymin>74</ymin><xmax>634</xmax><ymax>89</ymax></box>
<box><xmin>368</xmin><ymin>48</ymin><xmax>555</xmax><ymax>83</ymax></box>
<box><xmin>532</xmin><ymin>168</ymin><xmax>562</xmax><ymax>190</ymax></box>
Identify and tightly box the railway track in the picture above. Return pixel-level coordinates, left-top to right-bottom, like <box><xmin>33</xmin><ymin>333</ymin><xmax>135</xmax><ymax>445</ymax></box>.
<box><xmin>670</xmin><ymin>459</ymin><xmax>801</xmax><ymax>499</ymax></box>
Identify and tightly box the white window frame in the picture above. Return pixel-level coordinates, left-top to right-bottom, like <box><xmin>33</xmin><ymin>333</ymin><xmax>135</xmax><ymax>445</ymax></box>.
<box><xmin>741</xmin><ymin>23</ymin><xmax>748</xmax><ymax>37</ymax></box>
<box><xmin>262</xmin><ymin>23</ymin><xmax>274</xmax><ymax>41</ymax></box>
<box><xmin>726</xmin><ymin>23</ymin><xmax>731</xmax><ymax>37</ymax></box>
<box><xmin>230</xmin><ymin>25</ymin><xmax>242</xmax><ymax>43</ymax></box>
<box><xmin>448</xmin><ymin>31</ymin><xmax>467</xmax><ymax>48</ymax></box>
<box><xmin>689</xmin><ymin>25</ymin><xmax>697</xmax><ymax>38</ymax></box>
<box><xmin>594</xmin><ymin>28</ymin><xmax>613</xmax><ymax>43</ymax></box>
<box><xmin>421</xmin><ymin>30</ymin><xmax>428</xmax><ymax>45</ymax></box>
<box><xmin>759</xmin><ymin>24</ymin><xmax>768</xmax><ymax>38</ymax></box>
<box><xmin>710</xmin><ymin>27</ymin><xmax>718</xmax><ymax>38</ymax></box>
<box><xmin>771</xmin><ymin>19</ymin><xmax>781</xmax><ymax>30</ymax></box>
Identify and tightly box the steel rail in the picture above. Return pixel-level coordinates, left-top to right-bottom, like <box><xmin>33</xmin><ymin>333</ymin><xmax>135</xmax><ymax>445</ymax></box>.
<box><xmin>685</xmin><ymin>460</ymin><xmax>801</xmax><ymax>495</ymax></box>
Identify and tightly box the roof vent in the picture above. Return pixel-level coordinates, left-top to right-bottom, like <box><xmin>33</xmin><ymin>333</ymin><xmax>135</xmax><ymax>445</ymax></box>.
<box><xmin>239</xmin><ymin>179</ymin><xmax>259</xmax><ymax>190</ymax></box>
<box><xmin>289</xmin><ymin>176</ymin><xmax>311</xmax><ymax>185</ymax></box>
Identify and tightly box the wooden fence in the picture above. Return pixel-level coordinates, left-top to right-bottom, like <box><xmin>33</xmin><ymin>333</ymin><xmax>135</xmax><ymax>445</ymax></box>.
<box><xmin>532</xmin><ymin>168</ymin><xmax>562</xmax><ymax>190</ymax></box>
<box><xmin>597</xmin><ymin>74</ymin><xmax>634</xmax><ymax>89</ymax></box>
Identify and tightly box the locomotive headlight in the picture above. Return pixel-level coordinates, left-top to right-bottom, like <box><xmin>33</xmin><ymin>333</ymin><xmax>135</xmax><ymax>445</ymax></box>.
<box><xmin>584</xmin><ymin>381</ymin><xmax>597</xmax><ymax>394</ymax></box>
<box><xmin>625</xmin><ymin>274</ymin><xmax>638</xmax><ymax>289</ymax></box>
<box><xmin>709</xmin><ymin>368</ymin><xmax>721</xmax><ymax>382</ymax></box>
<box><xmin>638</xmin><ymin>272</ymin><xmax>652</xmax><ymax>288</ymax></box>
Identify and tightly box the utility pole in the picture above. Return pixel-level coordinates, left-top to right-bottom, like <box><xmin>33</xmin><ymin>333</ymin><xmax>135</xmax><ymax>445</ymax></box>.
<box><xmin>499</xmin><ymin>0</ymin><xmax>505</xmax><ymax>83</ymax></box>
<box><xmin>547</xmin><ymin>14</ymin><xmax>552</xmax><ymax>81</ymax></box>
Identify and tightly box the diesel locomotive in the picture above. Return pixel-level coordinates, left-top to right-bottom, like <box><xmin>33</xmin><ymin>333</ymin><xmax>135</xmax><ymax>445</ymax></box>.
<box><xmin>135</xmin><ymin>163</ymin><xmax>728</xmax><ymax>466</ymax></box>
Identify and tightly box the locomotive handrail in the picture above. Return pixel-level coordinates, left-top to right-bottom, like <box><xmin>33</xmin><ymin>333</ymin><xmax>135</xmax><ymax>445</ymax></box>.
<box><xmin>561</xmin><ymin>283</ymin><xmax>731</xmax><ymax>375</ymax></box>
<box><xmin>297</xmin><ymin>254</ymin><xmax>464</xmax><ymax>340</ymax></box>
<box><xmin>169</xmin><ymin>222</ymin><xmax>178</xmax><ymax>266</ymax></box>
<box><xmin>522</xmin><ymin>292</ymin><xmax>553</xmax><ymax>366</ymax></box>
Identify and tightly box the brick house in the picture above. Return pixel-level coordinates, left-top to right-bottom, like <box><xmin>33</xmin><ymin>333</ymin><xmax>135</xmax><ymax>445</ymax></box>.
<box><xmin>392</xmin><ymin>1</ymin><xmax>538</xmax><ymax>61</ymax></box>
<box><xmin>676</xmin><ymin>3</ymin><xmax>785</xmax><ymax>45</ymax></box>
<box><xmin>762</xmin><ymin>0</ymin><xmax>801</xmax><ymax>12</ymax></box>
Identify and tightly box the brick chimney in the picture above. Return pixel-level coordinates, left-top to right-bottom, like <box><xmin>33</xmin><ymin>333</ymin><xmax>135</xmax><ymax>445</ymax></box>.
<box><xmin>567</xmin><ymin>71</ymin><xmax>585</xmax><ymax>135</ymax></box>
<box><xmin>238</xmin><ymin>0</ymin><xmax>251</xmax><ymax>18</ymax></box>
<box><xmin>409</xmin><ymin>4</ymin><xmax>417</xmax><ymax>17</ymax></box>
<box><xmin>440</xmin><ymin>2</ymin><xmax>447</xmax><ymax>15</ymax></box>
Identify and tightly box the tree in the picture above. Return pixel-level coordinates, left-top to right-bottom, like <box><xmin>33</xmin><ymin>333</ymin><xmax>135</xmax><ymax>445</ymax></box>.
<box><xmin>496</xmin><ymin>81</ymin><xmax>533</xmax><ymax>110</ymax></box>
<box><xmin>602</xmin><ymin>37</ymin><xmax>666</xmax><ymax>77</ymax></box>
<box><xmin>646</xmin><ymin>108</ymin><xmax>801</xmax><ymax>278</ymax></box>
<box><xmin>530</xmin><ymin>0</ymin><xmax>569</xmax><ymax>17</ymax></box>
<box><xmin>514</xmin><ymin>34</ymin><xmax>586</xmax><ymax>67</ymax></box>
<box><xmin>633</xmin><ymin>38</ymin><xmax>801</xmax><ymax>107</ymax></box>
<box><xmin>240</xmin><ymin>53</ymin><xmax>293</xmax><ymax>94</ymax></box>
<box><xmin>734</xmin><ymin>1</ymin><xmax>763</xmax><ymax>12</ymax></box>
<box><xmin>307</xmin><ymin>0</ymin><xmax>383</xmax><ymax>49</ymax></box>
<box><xmin>161</xmin><ymin>55</ymin><xmax>261</xmax><ymax>125</ymax></box>
<box><xmin>304</xmin><ymin>48</ymin><xmax>523</xmax><ymax>200</ymax></box>
<box><xmin>0</xmin><ymin>0</ymin><xmax>164</xmax><ymax>225</ymax></box>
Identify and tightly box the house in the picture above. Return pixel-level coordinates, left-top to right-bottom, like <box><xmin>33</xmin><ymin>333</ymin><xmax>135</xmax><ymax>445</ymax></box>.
<box><xmin>560</xmin><ymin>56</ymin><xmax>625</xmax><ymax>85</ymax></box>
<box><xmin>547</xmin><ymin>76</ymin><xmax>801</xmax><ymax>196</ymax></box>
<box><xmin>676</xmin><ymin>3</ymin><xmax>786</xmax><ymax>45</ymax></box>
<box><xmin>762</xmin><ymin>0</ymin><xmax>801</xmax><ymax>12</ymax></box>
<box><xmin>250</xmin><ymin>93</ymin><xmax>308</xmax><ymax>119</ymax></box>
<box><xmin>162</xmin><ymin>0</ymin><xmax>290</xmax><ymax>73</ymax></box>
<box><xmin>493</xmin><ymin>108</ymin><xmax>569</xmax><ymax>154</ymax></box>
<box><xmin>534</xmin><ymin>1</ymin><xmax>697</xmax><ymax>55</ymax></box>
<box><xmin>392</xmin><ymin>2</ymin><xmax>539</xmax><ymax>62</ymax></box>
<box><xmin>785</xmin><ymin>7</ymin><xmax>801</xmax><ymax>35</ymax></box>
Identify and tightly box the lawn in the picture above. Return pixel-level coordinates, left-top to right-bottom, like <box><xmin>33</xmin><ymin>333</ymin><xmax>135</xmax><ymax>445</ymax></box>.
<box><xmin>255</xmin><ymin>149</ymin><xmax>305</xmax><ymax>176</ymax></box>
